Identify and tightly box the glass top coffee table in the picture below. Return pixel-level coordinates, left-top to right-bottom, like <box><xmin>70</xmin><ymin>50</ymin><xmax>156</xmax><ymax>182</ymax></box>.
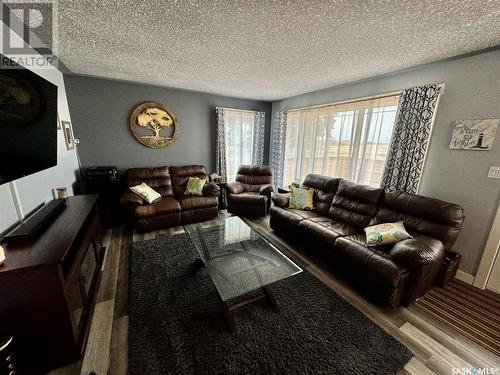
<box><xmin>184</xmin><ymin>216</ymin><xmax>302</xmax><ymax>332</ymax></box>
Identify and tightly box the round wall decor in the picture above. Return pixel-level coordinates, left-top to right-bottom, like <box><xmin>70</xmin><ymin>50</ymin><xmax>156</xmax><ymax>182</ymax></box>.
<box><xmin>130</xmin><ymin>102</ymin><xmax>179</xmax><ymax>149</ymax></box>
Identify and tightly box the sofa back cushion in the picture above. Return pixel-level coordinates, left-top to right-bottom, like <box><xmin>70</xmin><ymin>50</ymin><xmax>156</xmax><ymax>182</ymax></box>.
<box><xmin>328</xmin><ymin>180</ymin><xmax>383</xmax><ymax>228</ymax></box>
<box><xmin>374</xmin><ymin>191</ymin><xmax>464</xmax><ymax>249</ymax></box>
<box><xmin>302</xmin><ymin>174</ymin><xmax>341</xmax><ymax>215</ymax></box>
<box><xmin>170</xmin><ymin>165</ymin><xmax>208</xmax><ymax>197</ymax></box>
<box><xmin>235</xmin><ymin>165</ymin><xmax>273</xmax><ymax>192</ymax></box>
<box><xmin>127</xmin><ymin>167</ymin><xmax>173</xmax><ymax>197</ymax></box>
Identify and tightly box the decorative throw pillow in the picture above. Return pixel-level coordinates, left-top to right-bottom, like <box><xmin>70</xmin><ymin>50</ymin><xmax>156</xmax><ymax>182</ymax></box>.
<box><xmin>129</xmin><ymin>182</ymin><xmax>161</xmax><ymax>204</ymax></box>
<box><xmin>364</xmin><ymin>221</ymin><xmax>413</xmax><ymax>246</ymax></box>
<box><xmin>185</xmin><ymin>177</ymin><xmax>206</xmax><ymax>196</ymax></box>
<box><xmin>288</xmin><ymin>186</ymin><xmax>314</xmax><ymax>210</ymax></box>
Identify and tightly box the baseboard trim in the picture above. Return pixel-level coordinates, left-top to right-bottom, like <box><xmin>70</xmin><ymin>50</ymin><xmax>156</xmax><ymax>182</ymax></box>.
<box><xmin>455</xmin><ymin>270</ymin><xmax>475</xmax><ymax>285</ymax></box>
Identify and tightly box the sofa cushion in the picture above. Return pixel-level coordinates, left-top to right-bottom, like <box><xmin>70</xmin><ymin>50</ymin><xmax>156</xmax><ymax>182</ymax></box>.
<box><xmin>129</xmin><ymin>182</ymin><xmax>161</xmax><ymax>204</ymax></box>
<box><xmin>269</xmin><ymin>206</ymin><xmax>304</xmax><ymax>231</ymax></box>
<box><xmin>127</xmin><ymin>166</ymin><xmax>173</xmax><ymax>197</ymax></box>
<box><xmin>338</xmin><ymin>233</ymin><xmax>393</xmax><ymax>259</ymax></box>
<box><xmin>328</xmin><ymin>180</ymin><xmax>383</xmax><ymax>228</ymax></box>
<box><xmin>298</xmin><ymin>218</ymin><xmax>360</xmax><ymax>248</ymax></box>
<box><xmin>170</xmin><ymin>165</ymin><xmax>208</xmax><ymax>197</ymax></box>
<box><xmin>184</xmin><ymin>177</ymin><xmax>207</xmax><ymax>196</ymax></box>
<box><xmin>364</xmin><ymin>221</ymin><xmax>412</xmax><ymax>246</ymax></box>
<box><xmin>227</xmin><ymin>192</ymin><xmax>267</xmax><ymax>206</ymax></box>
<box><xmin>333</xmin><ymin>236</ymin><xmax>407</xmax><ymax>285</ymax></box>
<box><xmin>289</xmin><ymin>187</ymin><xmax>314</xmax><ymax>210</ymax></box>
<box><xmin>302</xmin><ymin>174</ymin><xmax>341</xmax><ymax>215</ymax></box>
<box><xmin>332</xmin><ymin>235</ymin><xmax>409</xmax><ymax>307</ymax></box>
<box><xmin>373</xmin><ymin>191</ymin><xmax>464</xmax><ymax>250</ymax></box>
<box><xmin>134</xmin><ymin>197</ymin><xmax>181</xmax><ymax>219</ymax></box>
<box><xmin>286</xmin><ymin>209</ymin><xmax>322</xmax><ymax>220</ymax></box>
<box><xmin>235</xmin><ymin>165</ymin><xmax>273</xmax><ymax>192</ymax></box>
<box><xmin>177</xmin><ymin>196</ymin><xmax>218</xmax><ymax>210</ymax></box>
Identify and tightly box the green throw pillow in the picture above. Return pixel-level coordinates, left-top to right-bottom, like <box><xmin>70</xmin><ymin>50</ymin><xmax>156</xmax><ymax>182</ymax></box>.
<box><xmin>364</xmin><ymin>221</ymin><xmax>413</xmax><ymax>246</ymax></box>
<box><xmin>288</xmin><ymin>186</ymin><xmax>314</xmax><ymax>210</ymax></box>
<box><xmin>185</xmin><ymin>177</ymin><xmax>206</xmax><ymax>196</ymax></box>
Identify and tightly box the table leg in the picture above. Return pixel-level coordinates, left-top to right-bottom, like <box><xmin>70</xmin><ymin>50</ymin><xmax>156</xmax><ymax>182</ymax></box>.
<box><xmin>264</xmin><ymin>286</ymin><xmax>280</xmax><ymax>313</ymax></box>
<box><xmin>222</xmin><ymin>301</ymin><xmax>236</xmax><ymax>332</ymax></box>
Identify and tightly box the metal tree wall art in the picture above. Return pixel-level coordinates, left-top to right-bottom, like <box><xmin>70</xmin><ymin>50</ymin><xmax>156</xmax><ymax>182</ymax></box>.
<box><xmin>130</xmin><ymin>102</ymin><xmax>179</xmax><ymax>148</ymax></box>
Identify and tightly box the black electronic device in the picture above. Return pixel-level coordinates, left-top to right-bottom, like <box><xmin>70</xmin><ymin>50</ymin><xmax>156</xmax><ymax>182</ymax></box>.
<box><xmin>0</xmin><ymin>54</ymin><xmax>58</xmax><ymax>185</ymax></box>
<box><xmin>3</xmin><ymin>199</ymin><xmax>67</xmax><ymax>242</ymax></box>
<box><xmin>85</xmin><ymin>166</ymin><xmax>118</xmax><ymax>181</ymax></box>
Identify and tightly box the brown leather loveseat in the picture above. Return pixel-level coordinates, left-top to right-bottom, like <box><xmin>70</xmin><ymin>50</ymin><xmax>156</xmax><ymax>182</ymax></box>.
<box><xmin>270</xmin><ymin>174</ymin><xmax>465</xmax><ymax>307</ymax></box>
<box><xmin>226</xmin><ymin>165</ymin><xmax>274</xmax><ymax>217</ymax></box>
<box><xmin>120</xmin><ymin>165</ymin><xmax>220</xmax><ymax>232</ymax></box>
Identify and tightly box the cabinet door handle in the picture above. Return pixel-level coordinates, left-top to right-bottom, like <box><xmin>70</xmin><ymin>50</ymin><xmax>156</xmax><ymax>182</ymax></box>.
<box><xmin>77</xmin><ymin>277</ymin><xmax>88</xmax><ymax>309</ymax></box>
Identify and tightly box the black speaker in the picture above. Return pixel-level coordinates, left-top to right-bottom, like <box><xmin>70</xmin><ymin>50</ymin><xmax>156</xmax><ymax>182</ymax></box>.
<box><xmin>79</xmin><ymin>167</ymin><xmax>122</xmax><ymax>228</ymax></box>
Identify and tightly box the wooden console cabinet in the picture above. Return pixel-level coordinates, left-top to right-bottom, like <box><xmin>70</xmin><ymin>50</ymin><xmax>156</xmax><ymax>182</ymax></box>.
<box><xmin>0</xmin><ymin>195</ymin><xmax>105</xmax><ymax>373</ymax></box>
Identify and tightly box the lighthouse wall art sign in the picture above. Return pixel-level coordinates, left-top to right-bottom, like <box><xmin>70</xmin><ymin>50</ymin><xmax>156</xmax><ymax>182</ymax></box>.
<box><xmin>449</xmin><ymin>119</ymin><xmax>499</xmax><ymax>150</ymax></box>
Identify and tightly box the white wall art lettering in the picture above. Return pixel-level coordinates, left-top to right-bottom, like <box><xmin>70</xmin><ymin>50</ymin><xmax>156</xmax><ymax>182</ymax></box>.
<box><xmin>450</xmin><ymin>119</ymin><xmax>499</xmax><ymax>150</ymax></box>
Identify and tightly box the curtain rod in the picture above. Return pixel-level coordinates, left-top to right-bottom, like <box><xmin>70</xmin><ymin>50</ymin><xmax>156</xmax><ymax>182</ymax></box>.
<box><xmin>286</xmin><ymin>91</ymin><xmax>402</xmax><ymax>113</ymax></box>
<box><xmin>219</xmin><ymin>107</ymin><xmax>262</xmax><ymax>113</ymax></box>
<box><xmin>285</xmin><ymin>83</ymin><xmax>445</xmax><ymax>113</ymax></box>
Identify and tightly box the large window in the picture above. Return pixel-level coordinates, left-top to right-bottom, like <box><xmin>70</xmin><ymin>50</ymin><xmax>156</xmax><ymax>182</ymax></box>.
<box><xmin>224</xmin><ymin>109</ymin><xmax>255</xmax><ymax>181</ymax></box>
<box><xmin>283</xmin><ymin>95</ymin><xmax>399</xmax><ymax>187</ymax></box>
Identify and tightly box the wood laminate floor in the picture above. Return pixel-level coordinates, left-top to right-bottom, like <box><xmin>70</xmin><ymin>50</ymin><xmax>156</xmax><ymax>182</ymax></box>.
<box><xmin>51</xmin><ymin>213</ymin><xmax>500</xmax><ymax>375</ymax></box>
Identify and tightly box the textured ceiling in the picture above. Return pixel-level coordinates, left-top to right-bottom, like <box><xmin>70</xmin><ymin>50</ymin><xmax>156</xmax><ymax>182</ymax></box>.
<box><xmin>54</xmin><ymin>0</ymin><xmax>500</xmax><ymax>100</ymax></box>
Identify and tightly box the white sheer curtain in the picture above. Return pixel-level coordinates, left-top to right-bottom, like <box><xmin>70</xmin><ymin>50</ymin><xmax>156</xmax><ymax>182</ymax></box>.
<box><xmin>224</xmin><ymin>109</ymin><xmax>255</xmax><ymax>182</ymax></box>
<box><xmin>283</xmin><ymin>96</ymin><xmax>399</xmax><ymax>188</ymax></box>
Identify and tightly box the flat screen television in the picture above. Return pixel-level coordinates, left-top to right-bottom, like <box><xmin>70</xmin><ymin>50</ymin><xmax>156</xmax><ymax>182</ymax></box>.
<box><xmin>0</xmin><ymin>54</ymin><xmax>58</xmax><ymax>185</ymax></box>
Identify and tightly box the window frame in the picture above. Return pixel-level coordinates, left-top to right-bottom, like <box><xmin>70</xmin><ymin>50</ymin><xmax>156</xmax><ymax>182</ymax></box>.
<box><xmin>283</xmin><ymin>94</ymin><xmax>400</xmax><ymax>187</ymax></box>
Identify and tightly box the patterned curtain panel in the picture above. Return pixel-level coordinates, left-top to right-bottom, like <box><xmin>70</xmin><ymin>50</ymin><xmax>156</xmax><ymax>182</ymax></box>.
<box><xmin>381</xmin><ymin>84</ymin><xmax>442</xmax><ymax>194</ymax></box>
<box><xmin>252</xmin><ymin>111</ymin><xmax>266</xmax><ymax>165</ymax></box>
<box><xmin>215</xmin><ymin>107</ymin><xmax>227</xmax><ymax>181</ymax></box>
<box><xmin>271</xmin><ymin>111</ymin><xmax>288</xmax><ymax>187</ymax></box>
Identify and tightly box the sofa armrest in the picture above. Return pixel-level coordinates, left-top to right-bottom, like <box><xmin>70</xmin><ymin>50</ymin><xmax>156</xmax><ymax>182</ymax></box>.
<box><xmin>203</xmin><ymin>181</ymin><xmax>220</xmax><ymax>197</ymax></box>
<box><xmin>390</xmin><ymin>236</ymin><xmax>445</xmax><ymax>271</ymax></box>
<box><xmin>272</xmin><ymin>193</ymin><xmax>290</xmax><ymax>207</ymax></box>
<box><xmin>259</xmin><ymin>184</ymin><xmax>274</xmax><ymax>196</ymax></box>
<box><xmin>389</xmin><ymin>235</ymin><xmax>446</xmax><ymax>305</ymax></box>
<box><xmin>120</xmin><ymin>191</ymin><xmax>144</xmax><ymax>206</ymax></box>
<box><xmin>226</xmin><ymin>181</ymin><xmax>244</xmax><ymax>194</ymax></box>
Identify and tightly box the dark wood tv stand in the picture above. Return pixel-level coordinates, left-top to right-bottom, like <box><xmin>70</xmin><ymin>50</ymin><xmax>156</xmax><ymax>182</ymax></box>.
<box><xmin>0</xmin><ymin>195</ymin><xmax>105</xmax><ymax>373</ymax></box>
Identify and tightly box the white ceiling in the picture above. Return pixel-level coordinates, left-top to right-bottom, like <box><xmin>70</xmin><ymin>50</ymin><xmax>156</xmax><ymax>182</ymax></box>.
<box><xmin>56</xmin><ymin>0</ymin><xmax>500</xmax><ymax>101</ymax></box>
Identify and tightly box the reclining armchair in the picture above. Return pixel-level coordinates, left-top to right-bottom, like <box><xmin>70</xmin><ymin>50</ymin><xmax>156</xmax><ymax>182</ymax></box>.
<box><xmin>226</xmin><ymin>165</ymin><xmax>274</xmax><ymax>217</ymax></box>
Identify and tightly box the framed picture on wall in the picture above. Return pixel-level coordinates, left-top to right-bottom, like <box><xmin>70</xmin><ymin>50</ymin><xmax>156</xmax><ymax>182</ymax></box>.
<box><xmin>449</xmin><ymin>119</ymin><xmax>499</xmax><ymax>150</ymax></box>
<box><xmin>61</xmin><ymin>120</ymin><xmax>75</xmax><ymax>150</ymax></box>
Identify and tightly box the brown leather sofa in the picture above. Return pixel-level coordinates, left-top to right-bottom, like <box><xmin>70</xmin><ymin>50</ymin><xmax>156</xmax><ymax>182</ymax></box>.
<box><xmin>120</xmin><ymin>165</ymin><xmax>220</xmax><ymax>232</ymax></box>
<box><xmin>226</xmin><ymin>165</ymin><xmax>274</xmax><ymax>217</ymax></box>
<box><xmin>270</xmin><ymin>174</ymin><xmax>465</xmax><ymax>307</ymax></box>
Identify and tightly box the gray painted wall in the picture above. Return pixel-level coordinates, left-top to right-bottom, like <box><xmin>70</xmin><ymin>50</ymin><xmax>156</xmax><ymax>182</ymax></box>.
<box><xmin>64</xmin><ymin>75</ymin><xmax>272</xmax><ymax>173</ymax></box>
<box><xmin>272</xmin><ymin>50</ymin><xmax>500</xmax><ymax>276</ymax></box>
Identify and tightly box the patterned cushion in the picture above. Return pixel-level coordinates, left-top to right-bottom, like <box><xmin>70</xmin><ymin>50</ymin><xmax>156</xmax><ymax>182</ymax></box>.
<box><xmin>130</xmin><ymin>182</ymin><xmax>161</xmax><ymax>204</ymax></box>
<box><xmin>184</xmin><ymin>177</ymin><xmax>206</xmax><ymax>196</ymax></box>
<box><xmin>364</xmin><ymin>221</ymin><xmax>413</xmax><ymax>246</ymax></box>
<box><xmin>289</xmin><ymin>187</ymin><xmax>313</xmax><ymax>210</ymax></box>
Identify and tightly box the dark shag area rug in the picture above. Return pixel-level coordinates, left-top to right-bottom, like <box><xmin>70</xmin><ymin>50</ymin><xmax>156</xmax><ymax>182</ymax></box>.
<box><xmin>129</xmin><ymin>233</ymin><xmax>412</xmax><ymax>374</ymax></box>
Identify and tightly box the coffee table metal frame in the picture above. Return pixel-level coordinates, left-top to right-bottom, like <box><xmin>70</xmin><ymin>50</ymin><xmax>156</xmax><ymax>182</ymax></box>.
<box><xmin>186</xmin><ymin>217</ymin><xmax>301</xmax><ymax>332</ymax></box>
